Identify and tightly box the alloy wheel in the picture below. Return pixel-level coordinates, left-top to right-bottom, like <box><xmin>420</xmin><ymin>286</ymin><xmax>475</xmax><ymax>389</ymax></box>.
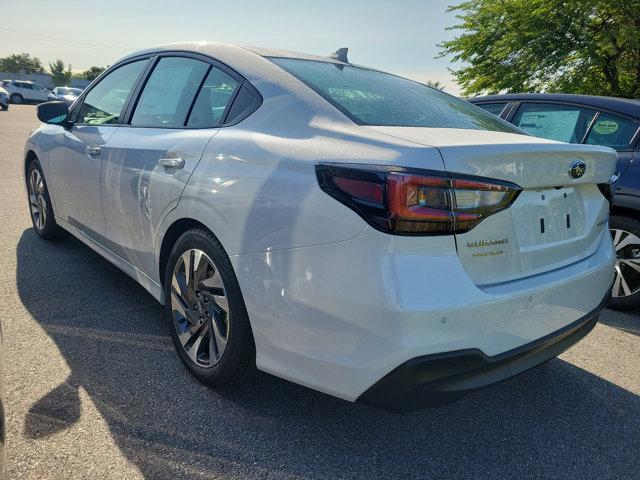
<box><xmin>28</xmin><ymin>168</ymin><xmax>47</xmax><ymax>231</ymax></box>
<box><xmin>170</xmin><ymin>249</ymin><xmax>230</xmax><ymax>368</ymax></box>
<box><xmin>611</xmin><ymin>228</ymin><xmax>640</xmax><ymax>298</ymax></box>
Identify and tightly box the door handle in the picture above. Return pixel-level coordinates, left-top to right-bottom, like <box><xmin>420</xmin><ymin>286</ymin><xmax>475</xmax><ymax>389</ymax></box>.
<box><xmin>158</xmin><ymin>157</ymin><xmax>185</xmax><ymax>169</ymax></box>
<box><xmin>85</xmin><ymin>146</ymin><xmax>101</xmax><ymax>157</ymax></box>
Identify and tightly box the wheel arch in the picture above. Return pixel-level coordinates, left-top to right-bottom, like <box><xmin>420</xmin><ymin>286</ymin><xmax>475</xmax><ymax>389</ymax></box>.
<box><xmin>158</xmin><ymin>217</ymin><xmax>218</xmax><ymax>289</ymax></box>
<box><xmin>24</xmin><ymin>149</ymin><xmax>38</xmax><ymax>180</ymax></box>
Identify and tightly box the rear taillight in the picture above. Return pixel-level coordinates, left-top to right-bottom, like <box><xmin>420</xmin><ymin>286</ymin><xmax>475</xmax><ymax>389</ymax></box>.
<box><xmin>316</xmin><ymin>164</ymin><xmax>521</xmax><ymax>235</ymax></box>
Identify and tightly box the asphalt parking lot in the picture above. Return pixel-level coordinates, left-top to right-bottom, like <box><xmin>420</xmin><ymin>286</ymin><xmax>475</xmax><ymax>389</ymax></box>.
<box><xmin>0</xmin><ymin>104</ymin><xmax>638</xmax><ymax>479</ymax></box>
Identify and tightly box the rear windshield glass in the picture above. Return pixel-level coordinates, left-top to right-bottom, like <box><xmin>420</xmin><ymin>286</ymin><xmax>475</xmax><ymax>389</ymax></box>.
<box><xmin>269</xmin><ymin>57</ymin><xmax>520</xmax><ymax>133</ymax></box>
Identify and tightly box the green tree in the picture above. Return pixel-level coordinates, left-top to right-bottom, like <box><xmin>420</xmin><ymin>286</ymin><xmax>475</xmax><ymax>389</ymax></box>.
<box><xmin>80</xmin><ymin>66</ymin><xmax>106</xmax><ymax>81</ymax></box>
<box><xmin>0</xmin><ymin>53</ymin><xmax>45</xmax><ymax>73</ymax></box>
<box><xmin>425</xmin><ymin>80</ymin><xmax>445</xmax><ymax>90</ymax></box>
<box><xmin>438</xmin><ymin>0</ymin><xmax>640</xmax><ymax>98</ymax></box>
<box><xmin>49</xmin><ymin>59</ymin><xmax>72</xmax><ymax>87</ymax></box>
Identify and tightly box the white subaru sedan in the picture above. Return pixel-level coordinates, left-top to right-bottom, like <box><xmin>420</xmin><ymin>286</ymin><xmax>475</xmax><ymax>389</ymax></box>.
<box><xmin>25</xmin><ymin>43</ymin><xmax>616</xmax><ymax>412</ymax></box>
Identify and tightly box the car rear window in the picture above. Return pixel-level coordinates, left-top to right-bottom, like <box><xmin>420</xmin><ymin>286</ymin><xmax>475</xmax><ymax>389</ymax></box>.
<box><xmin>269</xmin><ymin>57</ymin><xmax>520</xmax><ymax>133</ymax></box>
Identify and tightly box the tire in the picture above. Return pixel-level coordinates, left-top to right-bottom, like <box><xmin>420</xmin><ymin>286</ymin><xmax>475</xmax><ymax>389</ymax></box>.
<box><xmin>0</xmin><ymin>104</ymin><xmax>7</xmax><ymax>111</ymax></box>
<box><xmin>26</xmin><ymin>159</ymin><xmax>64</xmax><ymax>240</ymax></box>
<box><xmin>609</xmin><ymin>214</ymin><xmax>640</xmax><ymax>310</ymax></box>
<box><xmin>11</xmin><ymin>93</ymin><xmax>23</xmax><ymax>104</ymax></box>
<box><xmin>164</xmin><ymin>228</ymin><xmax>256</xmax><ymax>387</ymax></box>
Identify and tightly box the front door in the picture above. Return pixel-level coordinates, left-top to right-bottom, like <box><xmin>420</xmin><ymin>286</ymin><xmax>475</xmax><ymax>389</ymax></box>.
<box><xmin>48</xmin><ymin>59</ymin><xmax>149</xmax><ymax>239</ymax></box>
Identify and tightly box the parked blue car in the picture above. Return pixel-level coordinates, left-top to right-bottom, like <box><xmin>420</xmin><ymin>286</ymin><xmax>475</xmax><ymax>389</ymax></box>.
<box><xmin>469</xmin><ymin>93</ymin><xmax>640</xmax><ymax>310</ymax></box>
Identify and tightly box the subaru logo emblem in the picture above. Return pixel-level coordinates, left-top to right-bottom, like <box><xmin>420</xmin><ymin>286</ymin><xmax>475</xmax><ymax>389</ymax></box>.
<box><xmin>569</xmin><ymin>161</ymin><xmax>586</xmax><ymax>178</ymax></box>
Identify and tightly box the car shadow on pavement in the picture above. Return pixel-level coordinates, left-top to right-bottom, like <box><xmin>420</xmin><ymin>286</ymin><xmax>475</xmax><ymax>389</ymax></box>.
<box><xmin>15</xmin><ymin>228</ymin><xmax>640</xmax><ymax>480</ymax></box>
<box><xmin>598</xmin><ymin>308</ymin><xmax>640</xmax><ymax>337</ymax></box>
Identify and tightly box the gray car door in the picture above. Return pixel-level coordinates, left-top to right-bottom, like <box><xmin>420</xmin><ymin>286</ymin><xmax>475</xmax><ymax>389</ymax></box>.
<box><xmin>100</xmin><ymin>56</ymin><xmax>241</xmax><ymax>277</ymax></box>
<box><xmin>49</xmin><ymin>59</ymin><xmax>148</xmax><ymax>239</ymax></box>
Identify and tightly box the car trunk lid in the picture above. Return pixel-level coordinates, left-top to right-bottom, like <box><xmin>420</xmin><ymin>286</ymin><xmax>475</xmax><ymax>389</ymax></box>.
<box><xmin>368</xmin><ymin>127</ymin><xmax>617</xmax><ymax>285</ymax></box>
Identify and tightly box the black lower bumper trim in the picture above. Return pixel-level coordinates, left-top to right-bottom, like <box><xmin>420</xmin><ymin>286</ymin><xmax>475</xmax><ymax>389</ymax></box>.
<box><xmin>357</xmin><ymin>293</ymin><xmax>609</xmax><ymax>413</ymax></box>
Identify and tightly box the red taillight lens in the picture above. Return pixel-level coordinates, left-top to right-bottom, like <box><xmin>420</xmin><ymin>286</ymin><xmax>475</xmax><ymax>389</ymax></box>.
<box><xmin>316</xmin><ymin>164</ymin><xmax>521</xmax><ymax>235</ymax></box>
<box><xmin>333</xmin><ymin>176</ymin><xmax>384</xmax><ymax>204</ymax></box>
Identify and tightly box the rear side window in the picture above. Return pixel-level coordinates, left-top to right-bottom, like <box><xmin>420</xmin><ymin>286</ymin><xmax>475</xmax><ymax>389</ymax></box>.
<box><xmin>269</xmin><ymin>57</ymin><xmax>519</xmax><ymax>132</ymax></box>
<box><xmin>78</xmin><ymin>60</ymin><xmax>147</xmax><ymax>125</ymax></box>
<box><xmin>476</xmin><ymin>102</ymin><xmax>508</xmax><ymax>116</ymax></box>
<box><xmin>223</xmin><ymin>84</ymin><xmax>260</xmax><ymax>125</ymax></box>
<box><xmin>586</xmin><ymin>112</ymin><xmax>639</xmax><ymax>151</ymax></box>
<box><xmin>186</xmin><ymin>67</ymin><xmax>240</xmax><ymax>128</ymax></box>
<box><xmin>512</xmin><ymin>103</ymin><xmax>597</xmax><ymax>143</ymax></box>
<box><xmin>132</xmin><ymin>57</ymin><xmax>209</xmax><ymax>128</ymax></box>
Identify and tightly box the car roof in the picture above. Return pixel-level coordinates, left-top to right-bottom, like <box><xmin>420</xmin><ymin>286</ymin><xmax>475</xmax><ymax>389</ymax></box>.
<box><xmin>469</xmin><ymin>93</ymin><xmax>640</xmax><ymax>118</ymax></box>
<box><xmin>118</xmin><ymin>41</ymin><xmax>348</xmax><ymax>66</ymax></box>
<box><xmin>113</xmin><ymin>42</ymin><xmax>362</xmax><ymax>127</ymax></box>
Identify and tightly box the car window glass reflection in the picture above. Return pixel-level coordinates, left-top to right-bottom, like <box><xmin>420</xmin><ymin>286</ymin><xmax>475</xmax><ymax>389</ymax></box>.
<box><xmin>512</xmin><ymin>103</ymin><xmax>597</xmax><ymax>143</ymax></box>
<box><xmin>586</xmin><ymin>112</ymin><xmax>639</xmax><ymax>151</ymax></box>
<box><xmin>131</xmin><ymin>57</ymin><xmax>209</xmax><ymax>128</ymax></box>
<box><xmin>187</xmin><ymin>67</ymin><xmax>240</xmax><ymax>128</ymax></box>
<box><xmin>78</xmin><ymin>60</ymin><xmax>147</xmax><ymax>125</ymax></box>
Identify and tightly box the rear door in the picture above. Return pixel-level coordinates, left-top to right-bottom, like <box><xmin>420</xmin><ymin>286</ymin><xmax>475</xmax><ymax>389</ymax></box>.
<box><xmin>511</xmin><ymin>101</ymin><xmax>640</xmax><ymax>176</ymax></box>
<box><xmin>101</xmin><ymin>54</ymin><xmax>242</xmax><ymax>277</ymax></box>
<box><xmin>584</xmin><ymin>111</ymin><xmax>639</xmax><ymax>175</ymax></box>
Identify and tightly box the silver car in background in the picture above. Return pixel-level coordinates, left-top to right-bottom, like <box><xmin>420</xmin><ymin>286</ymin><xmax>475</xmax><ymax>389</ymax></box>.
<box><xmin>48</xmin><ymin>87</ymin><xmax>83</xmax><ymax>106</ymax></box>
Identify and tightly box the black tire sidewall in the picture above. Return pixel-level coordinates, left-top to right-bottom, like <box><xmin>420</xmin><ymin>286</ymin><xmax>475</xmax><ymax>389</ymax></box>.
<box><xmin>163</xmin><ymin>229</ymin><xmax>255</xmax><ymax>386</ymax></box>
<box><xmin>11</xmin><ymin>94</ymin><xmax>22</xmax><ymax>104</ymax></box>
<box><xmin>608</xmin><ymin>214</ymin><xmax>640</xmax><ymax>311</ymax></box>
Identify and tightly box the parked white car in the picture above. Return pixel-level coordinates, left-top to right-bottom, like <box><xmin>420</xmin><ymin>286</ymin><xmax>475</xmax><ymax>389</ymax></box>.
<box><xmin>0</xmin><ymin>79</ymin><xmax>50</xmax><ymax>104</ymax></box>
<box><xmin>25</xmin><ymin>43</ymin><xmax>617</xmax><ymax>411</ymax></box>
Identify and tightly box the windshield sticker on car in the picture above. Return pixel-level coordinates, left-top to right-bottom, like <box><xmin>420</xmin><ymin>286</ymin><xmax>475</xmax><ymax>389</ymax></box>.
<box><xmin>517</xmin><ymin>110</ymin><xmax>580</xmax><ymax>143</ymax></box>
<box><xmin>593</xmin><ymin>120</ymin><xmax>618</xmax><ymax>135</ymax></box>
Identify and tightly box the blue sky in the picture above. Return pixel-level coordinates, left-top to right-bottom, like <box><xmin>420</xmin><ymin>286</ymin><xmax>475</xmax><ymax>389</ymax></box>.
<box><xmin>0</xmin><ymin>0</ymin><xmax>462</xmax><ymax>93</ymax></box>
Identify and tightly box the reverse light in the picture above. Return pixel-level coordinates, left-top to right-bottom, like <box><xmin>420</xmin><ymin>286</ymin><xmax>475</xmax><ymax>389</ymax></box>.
<box><xmin>316</xmin><ymin>164</ymin><xmax>521</xmax><ymax>235</ymax></box>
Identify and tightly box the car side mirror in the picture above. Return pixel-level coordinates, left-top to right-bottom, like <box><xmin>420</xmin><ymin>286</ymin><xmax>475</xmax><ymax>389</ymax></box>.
<box><xmin>37</xmin><ymin>101</ymin><xmax>71</xmax><ymax>127</ymax></box>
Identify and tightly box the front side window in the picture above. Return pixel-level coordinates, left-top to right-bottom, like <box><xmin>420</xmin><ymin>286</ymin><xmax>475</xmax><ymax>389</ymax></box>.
<box><xmin>269</xmin><ymin>57</ymin><xmax>519</xmax><ymax>132</ymax></box>
<box><xmin>131</xmin><ymin>57</ymin><xmax>210</xmax><ymax>128</ymax></box>
<box><xmin>186</xmin><ymin>67</ymin><xmax>240</xmax><ymax>127</ymax></box>
<box><xmin>512</xmin><ymin>103</ymin><xmax>597</xmax><ymax>143</ymax></box>
<box><xmin>78</xmin><ymin>60</ymin><xmax>147</xmax><ymax>125</ymax></box>
<box><xmin>585</xmin><ymin>112</ymin><xmax>639</xmax><ymax>151</ymax></box>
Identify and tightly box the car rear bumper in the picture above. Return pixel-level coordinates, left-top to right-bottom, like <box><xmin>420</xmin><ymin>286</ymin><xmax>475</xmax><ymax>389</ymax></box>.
<box><xmin>234</xmin><ymin>225</ymin><xmax>615</xmax><ymax>405</ymax></box>
<box><xmin>357</xmin><ymin>291</ymin><xmax>607</xmax><ymax>412</ymax></box>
